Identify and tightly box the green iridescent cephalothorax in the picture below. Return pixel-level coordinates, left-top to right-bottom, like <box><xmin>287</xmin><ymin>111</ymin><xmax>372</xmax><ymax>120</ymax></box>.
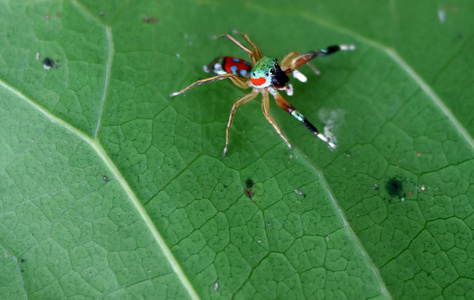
<box><xmin>250</xmin><ymin>57</ymin><xmax>277</xmax><ymax>88</ymax></box>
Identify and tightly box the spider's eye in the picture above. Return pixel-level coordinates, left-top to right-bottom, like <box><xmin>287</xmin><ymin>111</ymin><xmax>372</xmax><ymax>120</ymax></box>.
<box><xmin>265</xmin><ymin>72</ymin><xmax>269</xmax><ymax>77</ymax></box>
<box><xmin>269</xmin><ymin>68</ymin><xmax>275</xmax><ymax>75</ymax></box>
<box><xmin>253</xmin><ymin>72</ymin><xmax>256</xmax><ymax>76</ymax></box>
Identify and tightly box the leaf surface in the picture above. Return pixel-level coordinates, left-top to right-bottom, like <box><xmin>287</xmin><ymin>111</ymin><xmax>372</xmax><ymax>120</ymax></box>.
<box><xmin>1</xmin><ymin>0</ymin><xmax>474</xmax><ymax>299</ymax></box>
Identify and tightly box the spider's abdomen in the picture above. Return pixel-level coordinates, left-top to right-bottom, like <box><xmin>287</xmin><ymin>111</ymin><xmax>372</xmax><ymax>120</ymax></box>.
<box><xmin>204</xmin><ymin>57</ymin><xmax>251</xmax><ymax>78</ymax></box>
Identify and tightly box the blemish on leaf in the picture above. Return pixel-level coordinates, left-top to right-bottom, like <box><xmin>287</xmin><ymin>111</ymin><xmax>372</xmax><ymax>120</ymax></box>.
<box><xmin>385</xmin><ymin>178</ymin><xmax>405</xmax><ymax>199</ymax></box>
<box><xmin>244</xmin><ymin>190</ymin><xmax>252</xmax><ymax>198</ymax></box>
<box><xmin>43</xmin><ymin>58</ymin><xmax>54</xmax><ymax>70</ymax></box>
<box><xmin>143</xmin><ymin>16</ymin><xmax>158</xmax><ymax>23</ymax></box>
<box><xmin>294</xmin><ymin>189</ymin><xmax>306</xmax><ymax>197</ymax></box>
<box><xmin>213</xmin><ymin>282</ymin><xmax>219</xmax><ymax>291</ymax></box>
<box><xmin>245</xmin><ymin>179</ymin><xmax>254</xmax><ymax>189</ymax></box>
<box><xmin>102</xmin><ymin>175</ymin><xmax>108</xmax><ymax>182</ymax></box>
<box><xmin>244</xmin><ymin>179</ymin><xmax>254</xmax><ymax>199</ymax></box>
<box><xmin>20</xmin><ymin>258</ymin><xmax>25</xmax><ymax>263</ymax></box>
<box><xmin>438</xmin><ymin>9</ymin><xmax>446</xmax><ymax>23</ymax></box>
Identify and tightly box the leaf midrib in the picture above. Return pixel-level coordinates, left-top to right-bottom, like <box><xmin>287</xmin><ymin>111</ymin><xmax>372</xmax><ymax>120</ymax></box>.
<box><xmin>0</xmin><ymin>78</ymin><xmax>199</xmax><ymax>299</ymax></box>
<box><xmin>2</xmin><ymin>0</ymin><xmax>200</xmax><ymax>297</ymax></box>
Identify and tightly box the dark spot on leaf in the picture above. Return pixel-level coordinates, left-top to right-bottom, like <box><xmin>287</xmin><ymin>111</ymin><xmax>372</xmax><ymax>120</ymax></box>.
<box><xmin>245</xmin><ymin>179</ymin><xmax>254</xmax><ymax>189</ymax></box>
<box><xmin>102</xmin><ymin>175</ymin><xmax>108</xmax><ymax>182</ymax></box>
<box><xmin>385</xmin><ymin>178</ymin><xmax>404</xmax><ymax>198</ymax></box>
<box><xmin>20</xmin><ymin>258</ymin><xmax>25</xmax><ymax>263</ymax></box>
<box><xmin>43</xmin><ymin>58</ymin><xmax>54</xmax><ymax>70</ymax></box>
<box><xmin>143</xmin><ymin>16</ymin><xmax>158</xmax><ymax>23</ymax></box>
<box><xmin>244</xmin><ymin>178</ymin><xmax>254</xmax><ymax>199</ymax></box>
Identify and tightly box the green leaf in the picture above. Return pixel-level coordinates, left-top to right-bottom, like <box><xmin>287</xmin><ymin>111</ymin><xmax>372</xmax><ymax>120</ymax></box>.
<box><xmin>1</xmin><ymin>0</ymin><xmax>474</xmax><ymax>298</ymax></box>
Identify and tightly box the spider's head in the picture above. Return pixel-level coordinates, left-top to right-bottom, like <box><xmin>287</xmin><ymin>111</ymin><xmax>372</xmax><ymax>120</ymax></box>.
<box><xmin>250</xmin><ymin>57</ymin><xmax>278</xmax><ymax>88</ymax></box>
<box><xmin>250</xmin><ymin>57</ymin><xmax>289</xmax><ymax>89</ymax></box>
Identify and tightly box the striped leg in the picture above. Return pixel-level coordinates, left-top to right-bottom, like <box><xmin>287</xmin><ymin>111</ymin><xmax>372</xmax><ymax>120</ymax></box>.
<box><xmin>281</xmin><ymin>45</ymin><xmax>355</xmax><ymax>74</ymax></box>
<box><xmin>223</xmin><ymin>89</ymin><xmax>260</xmax><ymax>157</ymax></box>
<box><xmin>267</xmin><ymin>87</ymin><xmax>335</xmax><ymax>148</ymax></box>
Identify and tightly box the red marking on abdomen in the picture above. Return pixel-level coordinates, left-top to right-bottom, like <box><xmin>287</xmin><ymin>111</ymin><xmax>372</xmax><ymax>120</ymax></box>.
<box><xmin>224</xmin><ymin>57</ymin><xmax>251</xmax><ymax>76</ymax></box>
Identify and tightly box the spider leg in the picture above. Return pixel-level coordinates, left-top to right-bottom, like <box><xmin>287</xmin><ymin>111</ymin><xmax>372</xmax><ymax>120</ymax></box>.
<box><xmin>268</xmin><ymin>87</ymin><xmax>335</xmax><ymax>148</ymax></box>
<box><xmin>217</xmin><ymin>34</ymin><xmax>253</xmax><ymax>55</ymax></box>
<box><xmin>281</xmin><ymin>45</ymin><xmax>355</xmax><ymax>74</ymax></box>
<box><xmin>217</xmin><ymin>33</ymin><xmax>260</xmax><ymax>65</ymax></box>
<box><xmin>223</xmin><ymin>89</ymin><xmax>260</xmax><ymax>157</ymax></box>
<box><xmin>231</xmin><ymin>30</ymin><xmax>263</xmax><ymax>61</ymax></box>
<box><xmin>277</xmin><ymin>84</ymin><xmax>293</xmax><ymax>96</ymax></box>
<box><xmin>281</xmin><ymin>51</ymin><xmax>318</xmax><ymax>80</ymax></box>
<box><xmin>261</xmin><ymin>90</ymin><xmax>292</xmax><ymax>150</ymax></box>
<box><xmin>169</xmin><ymin>73</ymin><xmax>237</xmax><ymax>97</ymax></box>
<box><xmin>229</xmin><ymin>76</ymin><xmax>251</xmax><ymax>89</ymax></box>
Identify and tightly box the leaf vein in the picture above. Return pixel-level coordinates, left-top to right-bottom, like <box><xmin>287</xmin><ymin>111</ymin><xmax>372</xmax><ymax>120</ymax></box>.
<box><xmin>0</xmin><ymin>80</ymin><xmax>200</xmax><ymax>300</ymax></box>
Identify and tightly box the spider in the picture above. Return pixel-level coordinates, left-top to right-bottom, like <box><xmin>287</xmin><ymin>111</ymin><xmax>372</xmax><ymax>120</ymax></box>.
<box><xmin>202</xmin><ymin>55</ymin><xmax>309</xmax><ymax>97</ymax></box>
<box><xmin>169</xmin><ymin>32</ymin><xmax>354</xmax><ymax>156</ymax></box>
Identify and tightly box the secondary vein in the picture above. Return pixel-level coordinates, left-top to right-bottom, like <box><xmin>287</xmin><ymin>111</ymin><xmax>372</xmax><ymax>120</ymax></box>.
<box><xmin>94</xmin><ymin>26</ymin><xmax>114</xmax><ymax>140</ymax></box>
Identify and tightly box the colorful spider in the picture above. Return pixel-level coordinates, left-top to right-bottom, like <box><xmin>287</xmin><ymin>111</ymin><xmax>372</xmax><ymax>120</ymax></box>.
<box><xmin>202</xmin><ymin>56</ymin><xmax>308</xmax><ymax>96</ymax></box>
<box><xmin>170</xmin><ymin>32</ymin><xmax>354</xmax><ymax>156</ymax></box>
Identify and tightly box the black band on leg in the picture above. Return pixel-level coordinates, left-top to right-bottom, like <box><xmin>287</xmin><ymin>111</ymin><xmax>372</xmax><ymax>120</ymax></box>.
<box><xmin>325</xmin><ymin>45</ymin><xmax>341</xmax><ymax>55</ymax></box>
